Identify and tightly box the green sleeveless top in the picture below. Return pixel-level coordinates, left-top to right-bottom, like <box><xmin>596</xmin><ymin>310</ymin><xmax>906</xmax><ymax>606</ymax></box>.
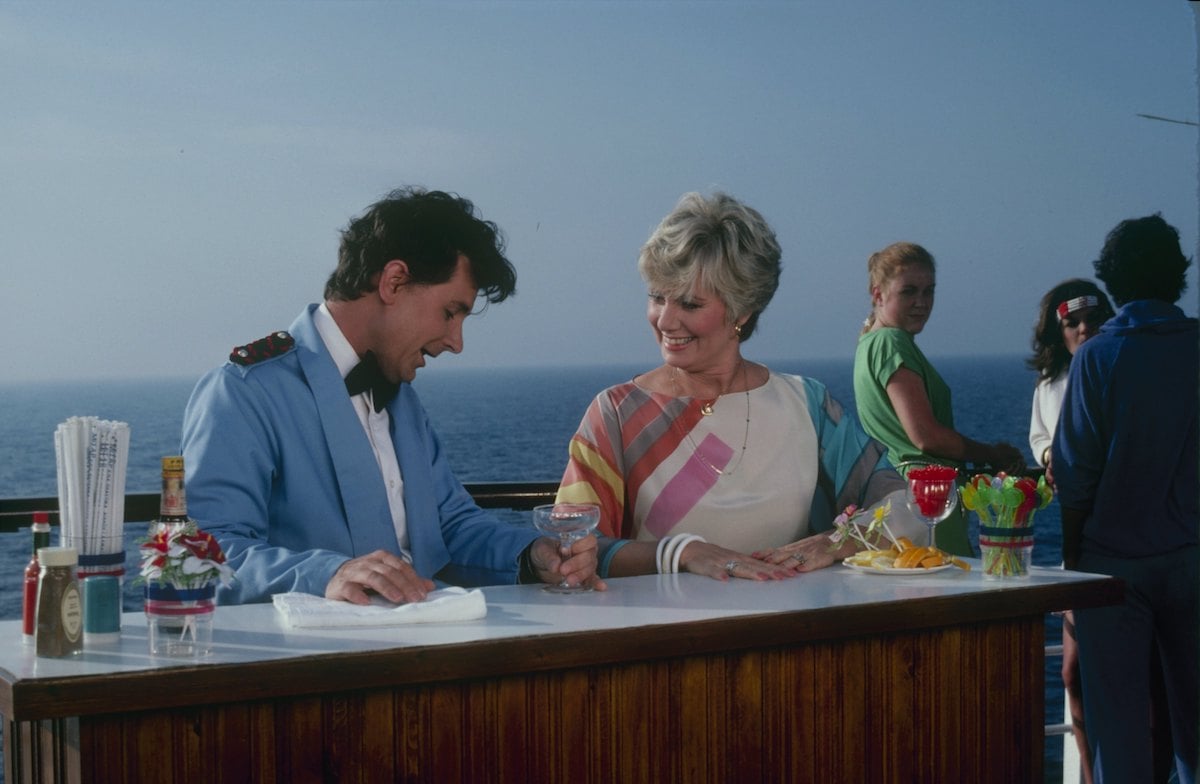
<box><xmin>853</xmin><ymin>328</ymin><xmax>972</xmax><ymax>556</ymax></box>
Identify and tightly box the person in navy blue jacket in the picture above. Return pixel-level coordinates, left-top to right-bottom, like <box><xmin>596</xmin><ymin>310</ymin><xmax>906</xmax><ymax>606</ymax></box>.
<box><xmin>1052</xmin><ymin>213</ymin><xmax>1198</xmax><ymax>784</ymax></box>
<box><xmin>182</xmin><ymin>187</ymin><xmax>601</xmax><ymax>605</ymax></box>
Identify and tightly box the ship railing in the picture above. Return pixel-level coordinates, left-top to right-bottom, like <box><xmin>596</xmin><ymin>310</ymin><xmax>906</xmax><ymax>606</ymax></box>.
<box><xmin>1045</xmin><ymin>641</ymin><xmax>1072</xmax><ymax>737</ymax></box>
<box><xmin>0</xmin><ymin>481</ymin><xmax>561</xmax><ymax>533</ymax></box>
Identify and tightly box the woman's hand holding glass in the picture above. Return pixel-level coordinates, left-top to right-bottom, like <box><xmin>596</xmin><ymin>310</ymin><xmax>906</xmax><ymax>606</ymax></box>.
<box><xmin>531</xmin><ymin>503</ymin><xmax>606</xmax><ymax>593</ymax></box>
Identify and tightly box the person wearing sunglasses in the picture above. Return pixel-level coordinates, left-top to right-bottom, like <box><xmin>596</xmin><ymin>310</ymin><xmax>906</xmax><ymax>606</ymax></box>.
<box><xmin>1027</xmin><ymin>279</ymin><xmax>1113</xmax><ymax>471</ymax></box>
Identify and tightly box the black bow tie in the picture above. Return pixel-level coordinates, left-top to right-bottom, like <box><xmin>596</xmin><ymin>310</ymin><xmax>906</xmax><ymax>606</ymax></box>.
<box><xmin>344</xmin><ymin>351</ymin><xmax>399</xmax><ymax>413</ymax></box>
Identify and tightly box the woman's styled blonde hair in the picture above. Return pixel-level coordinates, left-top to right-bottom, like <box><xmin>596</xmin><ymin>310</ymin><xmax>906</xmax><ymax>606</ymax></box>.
<box><xmin>861</xmin><ymin>241</ymin><xmax>936</xmax><ymax>334</ymax></box>
<box><xmin>638</xmin><ymin>191</ymin><xmax>781</xmax><ymax>341</ymax></box>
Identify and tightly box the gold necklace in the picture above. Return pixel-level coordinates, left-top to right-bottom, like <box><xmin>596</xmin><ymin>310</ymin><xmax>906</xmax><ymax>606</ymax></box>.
<box><xmin>671</xmin><ymin>363</ymin><xmax>740</xmax><ymax>415</ymax></box>
<box><xmin>672</xmin><ymin>362</ymin><xmax>751</xmax><ymax>477</ymax></box>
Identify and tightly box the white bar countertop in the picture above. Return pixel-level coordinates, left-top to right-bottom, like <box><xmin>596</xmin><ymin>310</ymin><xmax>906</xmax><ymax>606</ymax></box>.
<box><xmin>0</xmin><ymin>562</ymin><xmax>1115</xmax><ymax>688</ymax></box>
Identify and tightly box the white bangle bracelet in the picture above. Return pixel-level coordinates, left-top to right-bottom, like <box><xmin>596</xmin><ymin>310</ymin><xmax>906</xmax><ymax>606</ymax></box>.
<box><xmin>671</xmin><ymin>535</ymin><xmax>696</xmax><ymax>574</ymax></box>
<box><xmin>663</xmin><ymin>533</ymin><xmax>705</xmax><ymax>574</ymax></box>
<box><xmin>656</xmin><ymin>537</ymin><xmax>672</xmax><ymax>574</ymax></box>
<box><xmin>661</xmin><ymin>535</ymin><xmax>683</xmax><ymax>574</ymax></box>
<box><xmin>662</xmin><ymin>535</ymin><xmax>683</xmax><ymax>574</ymax></box>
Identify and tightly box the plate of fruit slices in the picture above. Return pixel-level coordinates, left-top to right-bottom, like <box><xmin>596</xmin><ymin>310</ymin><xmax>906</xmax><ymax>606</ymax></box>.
<box><xmin>842</xmin><ymin>561</ymin><xmax>956</xmax><ymax>575</ymax></box>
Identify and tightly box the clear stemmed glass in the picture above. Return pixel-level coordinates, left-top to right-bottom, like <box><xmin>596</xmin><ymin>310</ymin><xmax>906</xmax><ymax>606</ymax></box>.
<box><xmin>531</xmin><ymin>503</ymin><xmax>601</xmax><ymax>594</ymax></box>
<box><xmin>904</xmin><ymin>465</ymin><xmax>960</xmax><ymax>548</ymax></box>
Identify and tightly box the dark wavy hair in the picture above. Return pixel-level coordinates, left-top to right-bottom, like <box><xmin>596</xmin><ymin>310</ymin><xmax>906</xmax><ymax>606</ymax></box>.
<box><xmin>1026</xmin><ymin>278</ymin><xmax>1113</xmax><ymax>382</ymax></box>
<box><xmin>324</xmin><ymin>186</ymin><xmax>516</xmax><ymax>304</ymax></box>
<box><xmin>1094</xmin><ymin>213</ymin><xmax>1190</xmax><ymax>306</ymax></box>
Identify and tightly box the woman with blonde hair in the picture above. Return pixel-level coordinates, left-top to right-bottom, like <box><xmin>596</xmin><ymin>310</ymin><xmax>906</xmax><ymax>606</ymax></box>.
<box><xmin>853</xmin><ymin>242</ymin><xmax>1023</xmax><ymax>556</ymax></box>
<box><xmin>555</xmin><ymin>193</ymin><xmax>926</xmax><ymax>580</ymax></box>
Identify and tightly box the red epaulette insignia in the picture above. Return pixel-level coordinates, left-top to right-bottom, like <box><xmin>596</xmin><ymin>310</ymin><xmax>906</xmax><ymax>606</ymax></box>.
<box><xmin>229</xmin><ymin>331</ymin><xmax>295</xmax><ymax>366</ymax></box>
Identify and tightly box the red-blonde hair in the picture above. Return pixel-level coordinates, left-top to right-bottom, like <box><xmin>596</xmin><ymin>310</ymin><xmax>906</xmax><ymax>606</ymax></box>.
<box><xmin>861</xmin><ymin>242</ymin><xmax>936</xmax><ymax>334</ymax></box>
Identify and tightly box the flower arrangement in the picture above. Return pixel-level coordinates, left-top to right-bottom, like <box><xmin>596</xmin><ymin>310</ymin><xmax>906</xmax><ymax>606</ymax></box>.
<box><xmin>138</xmin><ymin>522</ymin><xmax>235</xmax><ymax>590</ymax></box>
<box><xmin>828</xmin><ymin>501</ymin><xmax>900</xmax><ymax>552</ymax></box>
<box><xmin>961</xmin><ymin>473</ymin><xmax>1053</xmax><ymax>577</ymax></box>
<box><xmin>137</xmin><ymin>521</ymin><xmax>232</xmax><ymax>658</ymax></box>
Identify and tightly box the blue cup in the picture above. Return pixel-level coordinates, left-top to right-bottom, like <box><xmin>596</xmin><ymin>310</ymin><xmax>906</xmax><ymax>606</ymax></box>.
<box><xmin>82</xmin><ymin>575</ymin><xmax>121</xmax><ymax>644</ymax></box>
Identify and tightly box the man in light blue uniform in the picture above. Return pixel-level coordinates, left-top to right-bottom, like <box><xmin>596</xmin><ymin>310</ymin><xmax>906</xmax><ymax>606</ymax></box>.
<box><xmin>1053</xmin><ymin>213</ymin><xmax>1198</xmax><ymax>784</ymax></box>
<box><xmin>182</xmin><ymin>187</ymin><xmax>601</xmax><ymax>605</ymax></box>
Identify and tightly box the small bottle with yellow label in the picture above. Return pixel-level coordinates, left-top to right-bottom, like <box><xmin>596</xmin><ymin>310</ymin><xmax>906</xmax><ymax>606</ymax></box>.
<box><xmin>36</xmin><ymin>546</ymin><xmax>83</xmax><ymax>658</ymax></box>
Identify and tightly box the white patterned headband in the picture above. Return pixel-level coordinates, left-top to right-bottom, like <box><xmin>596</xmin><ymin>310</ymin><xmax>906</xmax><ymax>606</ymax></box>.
<box><xmin>1057</xmin><ymin>295</ymin><xmax>1098</xmax><ymax>322</ymax></box>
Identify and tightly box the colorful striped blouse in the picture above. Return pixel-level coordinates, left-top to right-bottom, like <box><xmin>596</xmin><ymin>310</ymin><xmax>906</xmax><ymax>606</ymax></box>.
<box><xmin>556</xmin><ymin>372</ymin><xmax>901</xmax><ymax>553</ymax></box>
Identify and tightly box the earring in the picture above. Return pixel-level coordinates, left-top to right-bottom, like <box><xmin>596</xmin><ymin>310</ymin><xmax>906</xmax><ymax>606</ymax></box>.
<box><xmin>733</xmin><ymin>323</ymin><xmax>743</xmax><ymax>337</ymax></box>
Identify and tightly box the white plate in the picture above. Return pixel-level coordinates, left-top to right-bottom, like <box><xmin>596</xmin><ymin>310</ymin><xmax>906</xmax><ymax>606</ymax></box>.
<box><xmin>842</xmin><ymin>561</ymin><xmax>955</xmax><ymax>576</ymax></box>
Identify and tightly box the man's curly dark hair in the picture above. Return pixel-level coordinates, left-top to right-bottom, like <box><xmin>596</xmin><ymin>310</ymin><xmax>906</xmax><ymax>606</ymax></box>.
<box><xmin>1094</xmin><ymin>213</ymin><xmax>1190</xmax><ymax>306</ymax></box>
<box><xmin>325</xmin><ymin>186</ymin><xmax>516</xmax><ymax>305</ymax></box>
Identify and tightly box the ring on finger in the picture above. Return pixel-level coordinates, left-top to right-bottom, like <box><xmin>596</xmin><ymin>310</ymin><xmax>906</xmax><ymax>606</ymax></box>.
<box><xmin>793</xmin><ymin>553</ymin><xmax>807</xmax><ymax>566</ymax></box>
<box><xmin>724</xmin><ymin>560</ymin><xmax>739</xmax><ymax>575</ymax></box>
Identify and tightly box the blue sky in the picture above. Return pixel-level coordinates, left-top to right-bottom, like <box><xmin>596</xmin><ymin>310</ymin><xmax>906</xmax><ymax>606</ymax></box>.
<box><xmin>2</xmin><ymin>1</ymin><xmax>1196</xmax><ymax>383</ymax></box>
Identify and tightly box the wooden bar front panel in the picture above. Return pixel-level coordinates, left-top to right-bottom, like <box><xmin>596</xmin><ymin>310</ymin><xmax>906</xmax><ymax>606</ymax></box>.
<box><xmin>25</xmin><ymin>617</ymin><xmax>1043</xmax><ymax>784</ymax></box>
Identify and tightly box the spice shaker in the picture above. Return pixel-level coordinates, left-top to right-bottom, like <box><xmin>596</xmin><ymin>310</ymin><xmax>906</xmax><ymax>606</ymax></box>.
<box><xmin>36</xmin><ymin>546</ymin><xmax>83</xmax><ymax>658</ymax></box>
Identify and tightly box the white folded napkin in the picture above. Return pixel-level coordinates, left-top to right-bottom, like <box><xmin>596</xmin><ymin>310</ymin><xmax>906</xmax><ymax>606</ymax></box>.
<box><xmin>271</xmin><ymin>587</ymin><xmax>487</xmax><ymax>628</ymax></box>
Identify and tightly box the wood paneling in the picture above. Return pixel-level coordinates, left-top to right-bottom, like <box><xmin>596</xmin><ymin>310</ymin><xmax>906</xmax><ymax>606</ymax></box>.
<box><xmin>4</xmin><ymin>578</ymin><xmax>1121</xmax><ymax>726</ymax></box>
<box><xmin>13</xmin><ymin>618</ymin><xmax>1044</xmax><ymax>783</ymax></box>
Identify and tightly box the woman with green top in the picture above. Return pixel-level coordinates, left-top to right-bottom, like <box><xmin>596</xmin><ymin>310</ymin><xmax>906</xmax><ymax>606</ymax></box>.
<box><xmin>853</xmin><ymin>241</ymin><xmax>1024</xmax><ymax>556</ymax></box>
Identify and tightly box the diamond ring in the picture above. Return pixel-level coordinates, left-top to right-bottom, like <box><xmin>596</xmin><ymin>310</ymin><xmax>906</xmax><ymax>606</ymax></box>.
<box><xmin>724</xmin><ymin>560</ymin><xmax>739</xmax><ymax>574</ymax></box>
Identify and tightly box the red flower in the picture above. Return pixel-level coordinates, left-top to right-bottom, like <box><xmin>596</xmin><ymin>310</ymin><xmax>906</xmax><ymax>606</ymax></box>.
<box><xmin>180</xmin><ymin>531</ymin><xmax>225</xmax><ymax>562</ymax></box>
<box><xmin>143</xmin><ymin>538</ymin><xmax>169</xmax><ymax>554</ymax></box>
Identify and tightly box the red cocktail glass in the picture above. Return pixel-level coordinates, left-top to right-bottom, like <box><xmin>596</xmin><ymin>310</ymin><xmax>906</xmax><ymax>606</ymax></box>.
<box><xmin>905</xmin><ymin>465</ymin><xmax>959</xmax><ymax>548</ymax></box>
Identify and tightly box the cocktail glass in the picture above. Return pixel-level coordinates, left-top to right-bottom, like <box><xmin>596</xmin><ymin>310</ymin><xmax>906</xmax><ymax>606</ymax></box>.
<box><xmin>904</xmin><ymin>465</ymin><xmax>960</xmax><ymax>548</ymax></box>
<box><xmin>531</xmin><ymin>503</ymin><xmax>601</xmax><ymax>594</ymax></box>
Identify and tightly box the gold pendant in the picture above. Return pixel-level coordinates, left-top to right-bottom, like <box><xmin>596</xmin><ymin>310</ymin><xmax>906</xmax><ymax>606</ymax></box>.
<box><xmin>700</xmin><ymin>402</ymin><xmax>715</xmax><ymax>416</ymax></box>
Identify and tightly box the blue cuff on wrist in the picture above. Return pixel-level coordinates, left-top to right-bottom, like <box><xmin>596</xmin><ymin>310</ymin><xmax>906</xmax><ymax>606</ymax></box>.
<box><xmin>598</xmin><ymin>538</ymin><xmax>630</xmax><ymax>579</ymax></box>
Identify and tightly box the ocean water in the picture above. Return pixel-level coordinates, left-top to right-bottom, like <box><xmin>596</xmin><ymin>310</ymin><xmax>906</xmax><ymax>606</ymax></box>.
<box><xmin>0</xmin><ymin>355</ymin><xmax>1069</xmax><ymax>778</ymax></box>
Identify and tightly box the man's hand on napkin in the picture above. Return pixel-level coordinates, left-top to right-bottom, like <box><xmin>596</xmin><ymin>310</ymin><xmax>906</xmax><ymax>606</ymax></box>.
<box><xmin>274</xmin><ymin>587</ymin><xmax>486</xmax><ymax>628</ymax></box>
<box><xmin>530</xmin><ymin>534</ymin><xmax>607</xmax><ymax>591</ymax></box>
<box><xmin>326</xmin><ymin>549</ymin><xmax>435</xmax><ymax>606</ymax></box>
